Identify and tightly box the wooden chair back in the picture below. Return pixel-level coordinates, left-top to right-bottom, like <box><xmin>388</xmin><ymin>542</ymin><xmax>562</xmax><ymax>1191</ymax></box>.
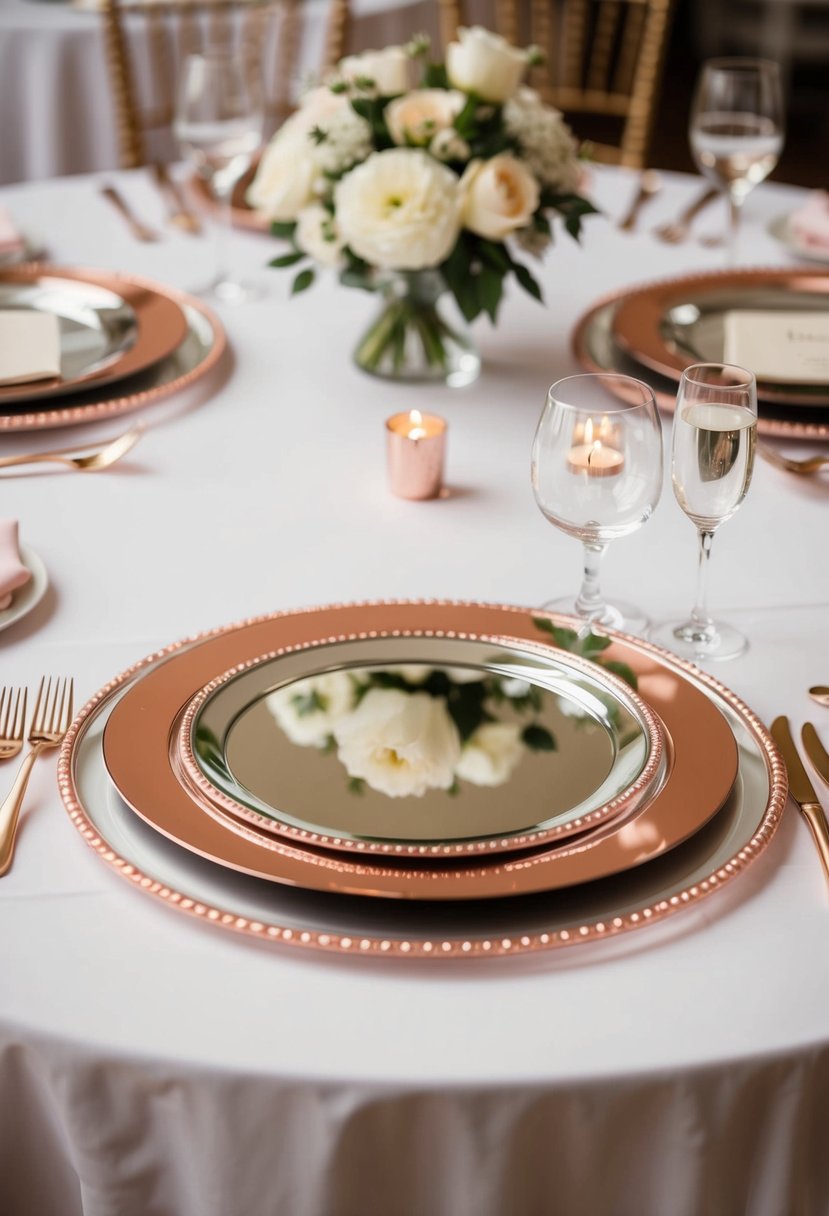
<box><xmin>437</xmin><ymin>0</ymin><xmax>675</xmax><ymax>168</ymax></box>
<box><xmin>101</xmin><ymin>0</ymin><xmax>351</xmax><ymax>169</ymax></box>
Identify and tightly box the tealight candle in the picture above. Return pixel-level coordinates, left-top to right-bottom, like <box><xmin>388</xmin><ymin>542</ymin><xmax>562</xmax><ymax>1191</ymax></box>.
<box><xmin>567</xmin><ymin>419</ymin><xmax>624</xmax><ymax>477</ymax></box>
<box><xmin>386</xmin><ymin>409</ymin><xmax>447</xmax><ymax>499</ymax></box>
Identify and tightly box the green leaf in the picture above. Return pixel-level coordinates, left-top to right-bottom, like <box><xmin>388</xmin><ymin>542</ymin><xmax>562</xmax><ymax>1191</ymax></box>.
<box><xmin>268</xmin><ymin>251</ymin><xmax>305</xmax><ymax>268</ymax></box>
<box><xmin>599</xmin><ymin>659</ymin><xmax>638</xmax><ymax>691</ymax></box>
<box><xmin>477</xmin><ymin>239</ymin><xmax>511</xmax><ymax>272</ymax></box>
<box><xmin>478</xmin><ymin>265</ymin><xmax>503</xmax><ymax>323</ymax></box>
<box><xmin>348</xmin><ymin>777</ymin><xmax>366</xmax><ymax>795</ymax></box>
<box><xmin>521</xmin><ymin>723</ymin><xmax>557</xmax><ymax>752</ymax></box>
<box><xmin>270</xmin><ymin>220</ymin><xmax>297</xmax><ymax>240</ymax></box>
<box><xmin>291</xmin><ymin>268</ymin><xmax>315</xmax><ymax>295</ymax></box>
<box><xmin>422</xmin><ymin>62</ymin><xmax>448</xmax><ymax>89</ymax></box>
<box><xmin>339</xmin><ymin>268</ymin><xmax>376</xmax><ymax>292</ymax></box>
<box><xmin>579</xmin><ymin>632</ymin><xmax>612</xmax><ymax>656</ymax></box>
<box><xmin>290</xmin><ymin>688</ymin><xmax>327</xmax><ymax>716</ymax></box>
<box><xmin>532</xmin><ymin>618</ymin><xmax>578</xmax><ymax>650</ymax></box>
<box><xmin>511</xmin><ymin>260</ymin><xmax>543</xmax><ymax>303</ymax></box>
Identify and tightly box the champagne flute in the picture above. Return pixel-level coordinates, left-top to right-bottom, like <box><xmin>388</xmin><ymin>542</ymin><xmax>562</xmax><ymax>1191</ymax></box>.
<box><xmin>174</xmin><ymin>49</ymin><xmax>264</xmax><ymax>303</ymax></box>
<box><xmin>531</xmin><ymin>374</ymin><xmax>663</xmax><ymax>635</ymax></box>
<box><xmin>689</xmin><ymin>58</ymin><xmax>784</xmax><ymax>264</ymax></box>
<box><xmin>652</xmin><ymin>364</ymin><xmax>757</xmax><ymax>662</ymax></box>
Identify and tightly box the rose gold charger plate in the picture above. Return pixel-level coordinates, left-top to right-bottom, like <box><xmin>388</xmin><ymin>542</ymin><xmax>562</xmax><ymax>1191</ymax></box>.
<box><xmin>0</xmin><ymin>277</ymin><xmax>226</xmax><ymax>432</ymax></box>
<box><xmin>57</xmin><ymin>602</ymin><xmax>787</xmax><ymax>958</ymax></box>
<box><xmin>572</xmin><ymin>283</ymin><xmax>829</xmax><ymax>441</ymax></box>
<box><xmin>0</xmin><ymin>266</ymin><xmax>188</xmax><ymax>406</ymax></box>
<box><xmin>175</xmin><ymin>641</ymin><xmax>668</xmax><ymax>860</ymax></box>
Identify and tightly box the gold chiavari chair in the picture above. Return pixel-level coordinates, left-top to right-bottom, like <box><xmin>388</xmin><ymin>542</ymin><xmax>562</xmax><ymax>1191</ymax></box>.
<box><xmin>101</xmin><ymin>0</ymin><xmax>352</xmax><ymax>170</ymax></box>
<box><xmin>437</xmin><ymin>0</ymin><xmax>675</xmax><ymax>169</ymax></box>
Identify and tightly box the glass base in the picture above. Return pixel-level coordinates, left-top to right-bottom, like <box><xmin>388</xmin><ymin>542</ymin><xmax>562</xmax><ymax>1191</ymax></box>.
<box><xmin>195</xmin><ymin>275</ymin><xmax>265</xmax><ymax>305</ymax></box>
<box><xmin>541</xmin><ymin>594</ymin><xmax>650</xmax><ymax>637</ymax></box>
<box><xmin>650</xmin><ymin>617</ymin><xmax>748</xmax><ymax>662</ymax></box>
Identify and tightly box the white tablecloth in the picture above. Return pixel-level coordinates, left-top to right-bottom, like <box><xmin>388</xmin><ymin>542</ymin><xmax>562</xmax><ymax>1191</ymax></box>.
<box><xmin>0</xmin><ymin>0</ymin><xmax>443</xmax><ymax>184</ymax></box>
<box><xmin>1</xmin><ymin>165</ymin><xmax>828</xmax><ymax>1216</ymax></box>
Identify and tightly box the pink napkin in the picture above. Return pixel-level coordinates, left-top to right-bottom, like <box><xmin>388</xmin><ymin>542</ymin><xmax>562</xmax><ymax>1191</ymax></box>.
<box><xmin>0</xmin><ymin>208</ymin><xmax>25</xmax><ymax>257</ymax></box>
<box><xmin>790</xmin><ymin>192</ymin><xmax>829</xmax><ymax>250</ymax></box>
<box><xmin>0</xmin><ymin>520</ymin><xmax>31</xmax><ymax>611</ymax></box>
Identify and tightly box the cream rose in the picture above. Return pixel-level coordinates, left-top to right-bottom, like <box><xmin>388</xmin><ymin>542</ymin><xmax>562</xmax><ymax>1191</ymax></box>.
<box><xmin>385</xmin><ymin>89</ymin><xmax>465</xmax><ymax>147</ymax></box>
<box><xmin>333</xmin><ymin>688</ymin><xmax>461</xmax><ymax>798</ymax></box>
<box><xmin>339</xmin><ymin>46</ymin><xmax>410</xmax><ymax>95</ymax></box>
<box><xmin>245</xmin><ymin>121</ymin><xmax>317</xmax><ymax>221</ymax></box>
<box><xmin>455</xmin><ymin>722</ymin><xmax>524</xmax><ymax>787</ymax></box>
<box><xmin>266</xmin><ymin>672</ymin><xmax>355</xmax><ymax>748</ymax></box>
<box><xmin>335</xmin><ymin>149</ymin><xmax>461</xmax><ymax>270</ymax></box>
<box><xmin>295</xmin><ymin>204</ymin><xmax>345</xmax><ymax>267</ymax></box>
<box><xmin>460</xmin><ymin>154</ymin><xmax>540</xmax><ymax>240</ymax></box>
<box><xmin>446</xmin><ymin>27</ymin><xmax>527</xmax><ymax>103</ymax></box>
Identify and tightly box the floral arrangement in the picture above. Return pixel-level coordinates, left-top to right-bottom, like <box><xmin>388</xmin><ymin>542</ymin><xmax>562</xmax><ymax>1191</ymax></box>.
<box><xmin>248</xmin><ymin>27</ymin><xmax>596</xmax><ymax>379</ymax></box>
<box><xmin>266</xmin><ymin>664</ymin><xmax>557</xmax><ymax>799</ymax></box>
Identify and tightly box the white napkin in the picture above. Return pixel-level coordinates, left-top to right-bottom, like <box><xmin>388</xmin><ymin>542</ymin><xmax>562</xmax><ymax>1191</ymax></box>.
<box><xmin>0</xmin><ymin>310</ymin><xmax>61</xmax><ymax>386</ymax></box>
<box><xmin>0</xmin><ymin>520</ymin><xmax>31</xmax><ymax>611</ymax></box>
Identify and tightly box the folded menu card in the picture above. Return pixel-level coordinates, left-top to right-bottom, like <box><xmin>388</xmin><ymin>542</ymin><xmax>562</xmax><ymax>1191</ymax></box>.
<box><xmin>723</xmin><ymin>310</ymin><xmax>829</xmax><ymax>385</ymax></box>
<box><xmin>0</xmin><ymin>310</ymin><xmax>61</xmax><ymax>386</ymax></box>
<box><xmin>0</xmin><ymin>520</ymin><xmax>31</xmax><ymax>611</ymax></box>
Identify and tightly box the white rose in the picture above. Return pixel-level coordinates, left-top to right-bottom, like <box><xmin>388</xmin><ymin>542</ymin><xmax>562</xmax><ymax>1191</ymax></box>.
<box><xmin>456</xmin><ymin>722</ymin><xmax>524</xmax><ymax>787</ymax></box>
<box><xmin>295</xmin><ymin>204</ymin><xmax>345</xmax><ymax>267</ymax></box>
<box><xmin>335</xmin><ymin>149</ymin><xmax>461</xmax><ymax>270</ymax></box>
<box><xmin>339</xmin><ymin>46</ymin><xmax>410</xmax><ymax>95</ymax></box>
<box><xmin>267</xmin><ymin>672</ymin><xmax>355</xmax><ymax>747</ymax></box>
<box><xmin>333</xmin><ymin>688</ymin><xmax>461</xmax><ymax>798</ymax></box>
<box><xmin>460</xmin><ymin>154</ymin><xmax>540</xmax><ymax>240</ymax></box>
<box><xmin>297</xmin><ymin>85</ymin><xmax>349</xmax><ymax>126</ymax></box>
<box><xmin>246</xmin><ymin>119</ymin><xmax>317</xmax><ymax>221</ymax></box>
<box><xmin>446</xmin><ymin>26</ymin><xmax>527</xmax><ymax>103</ymax></box>
<box><xmin>385</xmin><ymin>89</ymin><xmax>465</xmax><ymax>147</ymax></box>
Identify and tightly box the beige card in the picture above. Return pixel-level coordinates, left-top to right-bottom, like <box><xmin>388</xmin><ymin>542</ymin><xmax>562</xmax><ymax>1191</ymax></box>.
<box><xmin>723</xmin><ymin>309</ymin><xmax>829</xmax><ymax>385</ymax></box>
<box><xmin>0</xmin><ymin>309</ymin><xmax>62</xmax><ymax>386</ymax></box>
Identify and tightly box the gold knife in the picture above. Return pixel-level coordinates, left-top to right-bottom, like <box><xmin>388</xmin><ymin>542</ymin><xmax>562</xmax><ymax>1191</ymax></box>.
<box><xmin>802</xmin><ymin>723</ymin><xmax>829</xmax><ymax>789</ymax></box>
<box><xmin>771</xmin><ymin>715</ymin><xmax>829</xmax><ymax>890</ymax></box>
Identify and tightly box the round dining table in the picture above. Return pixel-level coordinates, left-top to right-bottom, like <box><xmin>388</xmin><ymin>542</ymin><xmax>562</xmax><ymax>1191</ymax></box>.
<box><xmin>0</xmin><ymin>162</ymin><xmax>828</xmax><ymax>1216</ymax></box>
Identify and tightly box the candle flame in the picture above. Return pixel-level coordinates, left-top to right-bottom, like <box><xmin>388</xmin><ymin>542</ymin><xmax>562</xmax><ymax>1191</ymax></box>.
<box><xmin>407</xmin><ymin>408</ymin><xmax>427</xmax><ymax>440</ymax></box>
<box><xmin>409</xmin><ymin>410</ymin><xmax>423</xmax><ymax>427</ymax></box>
<box><xmin>584</xmin><ymin>418</ymin><xmax>594</xmax><ymax>444</ymax></box>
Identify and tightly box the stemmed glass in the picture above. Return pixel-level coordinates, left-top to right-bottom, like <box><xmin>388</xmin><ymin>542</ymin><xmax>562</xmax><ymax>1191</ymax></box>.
<box><xmin>174</xmin><ymin>49</ymin><xmax>264</xmax><ymax>303</ymax></box>
<box><xmin>531</xmin><ymin>374</ymin><xmax>663</xmax><ymax>635</ymax></box>
<box><xmin>689</xmin><ymin>58</ymin><xmax>784</xmax><ymax>264</ymax></box>
<box><xmin>651</xmin><ymin>363</ymin><xmax>757</xmax><ymax>662</ymax></box>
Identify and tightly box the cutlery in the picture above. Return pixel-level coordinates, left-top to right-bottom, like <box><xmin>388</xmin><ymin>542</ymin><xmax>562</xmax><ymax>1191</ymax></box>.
<box><xmin>618</xmin><ymin>170</ymin><xmax>663</xmax><ymax>233</ymax></box>
<box><xmin>653</xmin><ymin>186</ymin><xmax>719</xmax><ymax>244</ymax></box>
<box><xmin>100</xmin><ymin>184</ymin><xmax>160</xmax><ymax>242</ymax></box>
<box><xmin>0</xmin><ymin>687</ymin><xmax>27</xmax><ymax>761</ymax></box>
<box><xmin>758</xmin><ymin>444</ymin><xmax>829</xmax><ymax>476</ymax></box>
<box><xmin>151</xmin><ymin>162</ymin><xmax>202</xmax><ymax>235</ymax></box>
<box><xmin>0</xmin><ymin>422</ymin><xmax>145</xmax><ymax>473</ymax></box>
<box><xmin>0</xmin><ymin>677</ymin><xmax>73</xmax><ymax>877</ymax></box>
<box><xmin>809</xmin><ymin>686</ymin><xmax>829</xmax><ymax>708</ymax></box>
<box><xmin>771</xmin><ymin>715</ymin><xmax>829</xmax><ymax>891</ymax></box>
<box><xmin>802</xmin><ymin>723</ymin><xmax>829</xmax><ymax>787</ymax></box>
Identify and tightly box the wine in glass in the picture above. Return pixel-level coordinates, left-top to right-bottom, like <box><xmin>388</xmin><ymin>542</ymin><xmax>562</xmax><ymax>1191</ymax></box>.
<box><xmin>531</xmin><ymin>374</ymin><xmax>663</xmax><ymax>635</ymax></box>
<box><xmin>174</xmin><ymin>49</ymin><xmax>264</xmax><ymax>303</ymax></box>
<box><xmin>689</xmin><ymin>58</ymin><xmax>784</xmax><ymax>264</ymax></box>
<box><xmin>652</xmin><ymin>363</ymin><xmax>757</xmax><ymax>662</ymax></box>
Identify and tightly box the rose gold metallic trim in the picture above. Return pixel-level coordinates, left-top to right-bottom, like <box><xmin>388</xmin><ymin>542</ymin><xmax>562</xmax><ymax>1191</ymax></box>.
<box><xmin>58</xmin><ymin>600</ymin><xmax>787</xmax><ymax>957</ymax></box>
<box><xmin>176</xmin><ymin>640</ymin><xmax>666</xmax><ymax>857</ymax></box>
<box><xmin>572</xmin><ymin>284</ymin><xmax>829</xmax><ymax>441</ymax></box>
<box><xmin>0</xmin><ymin>278</ymin><xmax>226</xmax><ymax>432</ymax></box>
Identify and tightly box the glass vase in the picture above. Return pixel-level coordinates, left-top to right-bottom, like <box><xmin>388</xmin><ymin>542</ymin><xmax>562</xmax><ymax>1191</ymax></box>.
<box><xmin>353</xmin><ymin>270</ymin><xmax>481</xmax><ymax>387</ymax></box>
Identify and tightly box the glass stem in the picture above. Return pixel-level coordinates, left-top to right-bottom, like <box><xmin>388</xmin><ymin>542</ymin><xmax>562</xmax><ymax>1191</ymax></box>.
<box><xmin>574</xmin><ymin>541</ymin><xmax>608</xmax><ymax>623</ymax></box>
<box><xmin>214</xmin><ymin>181</ymin><xmax>232</xmax><ymax>288</ymax></box>
<box><xmin>690</xmin><ymin>528</ymin><xmax>716</xmax><ymax>630</ymax></box>
<box><xmin>727</xmin><ymin>194</ymin><xmax>741</xmax><ymax>266</ymax></box>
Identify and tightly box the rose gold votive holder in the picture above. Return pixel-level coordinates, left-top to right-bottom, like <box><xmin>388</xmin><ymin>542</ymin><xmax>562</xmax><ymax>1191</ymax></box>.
<box><xmin>386</xmin><ymin>410</ymin><xmax>447</xmax><ymax>500</ymax></box>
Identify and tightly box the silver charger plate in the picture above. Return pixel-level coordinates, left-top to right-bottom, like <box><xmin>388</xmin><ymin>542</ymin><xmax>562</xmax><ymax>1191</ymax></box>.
<box><xmin>185</xmin><ymin>636</ymin><xmax>664</xmax><ymax>857</ymax></box>
<box><xmin>61</xmin><ymin>648</ymin><xmax>783</xmax><ymax>959</ymax></box>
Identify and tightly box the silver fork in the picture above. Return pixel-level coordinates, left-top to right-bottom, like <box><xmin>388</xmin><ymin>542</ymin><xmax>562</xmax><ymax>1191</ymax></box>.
<box><xmin>0</xmin><ymin>677</ymin><xmax>74</xmax><ymax>876</ymax></box>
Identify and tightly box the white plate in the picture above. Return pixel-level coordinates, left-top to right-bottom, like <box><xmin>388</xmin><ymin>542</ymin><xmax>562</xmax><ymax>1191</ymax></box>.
<box><xmin>0</xmin><ymin>545</ymin><xmax>48</xmax><ymax>632</ymax></box>
<box><xmin>769</xmin><ymin>214</ymin><xmax>829</xmax><ymax>266</ymax></box>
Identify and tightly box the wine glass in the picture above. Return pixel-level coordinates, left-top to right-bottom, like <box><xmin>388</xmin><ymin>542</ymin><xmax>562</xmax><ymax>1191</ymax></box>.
<box><xmin>651</xmin><ymin>363</ymin><xmax>757</xmax><ymax>662</ymax></box>
<box><xmin>174</xmin><ymin>49</ymin><xmax>264</xmax><ymax>303</ymax></box>
<box><xmin>689</xmin><ymin>58</ymin><xmax>784</xmax><ymax>264</ymax></box>
<box><xmin>531</xmin><ymin>374</ymin><xmax>663</xmax><ymax>635</ymax></box>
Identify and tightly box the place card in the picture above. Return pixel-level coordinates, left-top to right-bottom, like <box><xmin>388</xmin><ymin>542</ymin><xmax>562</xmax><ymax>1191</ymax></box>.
<box><xmin>0</xmin><ymin>310</ymin><xmax>61</xmax><ymax>386</ymax></box>
<box><xmin>723</xmin><ymin>309</ymin><xmax>829</xmax><ymax>385</ymax></box>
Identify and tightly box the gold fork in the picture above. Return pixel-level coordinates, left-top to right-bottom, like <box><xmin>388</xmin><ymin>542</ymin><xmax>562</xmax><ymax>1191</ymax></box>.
<box><xmin>759</xmin><ymin>444</ymin><xmax>829</xmax><ymax>476</ymax></box>
<box><xmin>0</xmin><ymin>677</ymin><xmax>74</xmax><ymax>877</ymax></box>
<box><xmin>0</xmin><ymin>687</ymin><xmax>27</xmax><ymax>760</ymax></box>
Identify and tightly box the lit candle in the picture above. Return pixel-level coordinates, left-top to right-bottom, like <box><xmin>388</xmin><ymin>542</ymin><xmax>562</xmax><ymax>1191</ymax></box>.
<box><xmin>386</xmin><ymin>409</ymin><xmax>447</xmax><ymax>499</ymax></box>
<box><xmin>567</xmin><ymin>417</ymin><xmax>624</xmax><ymax>477</ymax></box>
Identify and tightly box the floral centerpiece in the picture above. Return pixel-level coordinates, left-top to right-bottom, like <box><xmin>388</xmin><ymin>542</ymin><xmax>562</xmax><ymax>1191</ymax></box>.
<box><xmin>247</xmin><ymin>27</ymin><xmax>596</xmax><ymax>385</ymax></box>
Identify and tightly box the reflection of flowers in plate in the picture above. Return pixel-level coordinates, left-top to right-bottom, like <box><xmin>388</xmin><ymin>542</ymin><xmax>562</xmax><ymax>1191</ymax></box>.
<box><xmin>265</xmin><ymin>665</ymin><xmax>556</xmax><ymax>798</ymax></box>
